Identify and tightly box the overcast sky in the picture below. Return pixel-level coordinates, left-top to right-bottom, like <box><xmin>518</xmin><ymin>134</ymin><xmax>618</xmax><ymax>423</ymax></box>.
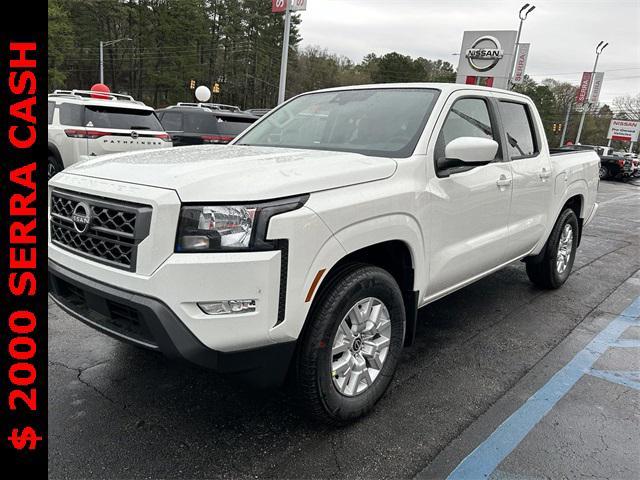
<box><xmin>297</xmin><ymin>0</ymin><xmax>640</xmax><ymax>106</ymax></box>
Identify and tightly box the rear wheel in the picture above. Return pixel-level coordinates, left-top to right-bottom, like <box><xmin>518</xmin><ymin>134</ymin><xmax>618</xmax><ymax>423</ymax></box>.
<box><xmin>526</xmin><ymin>209</ymin><xmax>578</xmax><ymax>289</ymax></box>
<box><xmin>296</xmin><ymin>265</ymin><xmax>405</xmax><ymax>425</ymax></box>
<box><xmin>599</xmin><ymin>164</ymin><xmax>609</xmax><ymax>180</ymax></box>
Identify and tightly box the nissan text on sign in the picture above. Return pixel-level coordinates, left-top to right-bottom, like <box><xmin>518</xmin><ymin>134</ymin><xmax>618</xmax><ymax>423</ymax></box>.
<box><xmin>607</xmin><ymin>119</ymin><xmax>640</xmax><ymax>143</ymax></box>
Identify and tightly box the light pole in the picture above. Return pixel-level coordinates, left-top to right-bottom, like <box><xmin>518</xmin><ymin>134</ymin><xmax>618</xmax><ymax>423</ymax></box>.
<box><xmin>99</xmin><ymin>37</ymin><xmax>132</xmax><ymax>84</ymax></box>
<box><xmin>277</xmin><ymin>7</ymin><xmax>292</xmax><ymax>105</ymax></box>
<box><xmin>575</xmin><ymin>40</ymin><xmax>608</xmax><ymax>144</ymax></box>
<box><xmin>508</xmin><ymin>3</ymin><xmax>535</xmax><ymax>89</ymax></box>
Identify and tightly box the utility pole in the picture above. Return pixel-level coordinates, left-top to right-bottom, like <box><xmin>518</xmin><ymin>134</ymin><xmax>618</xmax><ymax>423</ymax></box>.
<box><xmin>559</xmin><ymin>102</ymin><xmax>572</xmax><ymax>147</ymax></box>
<box><xmin>277</xmin><ymin>6</ymin><xmax>292</xmax><ymax>105</ymax></box>
<box><xmin>99</xmin><ymin>37</ymin><xmax>132</xmax><ymax>85</ymax></box>
<box><xmin>508</xmin><ymin>3</ymin><xmax>535</xmax><ymax>89</ymax></box>
<box><xmin>575</xmin><ymin>40</ymin><xmax>608</xmax><ymax>144</ymax></box>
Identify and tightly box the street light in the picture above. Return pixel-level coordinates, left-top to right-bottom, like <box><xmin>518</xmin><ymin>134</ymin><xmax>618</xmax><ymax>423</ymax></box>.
<box><xmin>575</xmin><ymin>41</ymin><xmax>608</xmax><ymax>144</ymax></box>
<box><xmin>99</xmin><ymin>37</ymin><xmax>132</xmax><ymax>84</ymax></box>
<box><xmin>508</xmin><ymin>3</ymin><xmax>536</xmax><ymax>88</ymax></box>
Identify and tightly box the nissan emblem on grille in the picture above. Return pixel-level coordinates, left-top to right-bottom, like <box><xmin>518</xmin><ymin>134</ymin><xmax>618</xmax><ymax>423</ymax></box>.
<box><xmin>71</xmin><ymin>202</ymin><xmax>92</xmax><ymax>233</ymax></box>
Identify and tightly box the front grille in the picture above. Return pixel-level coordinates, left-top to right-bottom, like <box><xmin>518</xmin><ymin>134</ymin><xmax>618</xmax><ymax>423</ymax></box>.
<box><xmin>50</xmin><ymin>189</ymin><xmax>152</xmax><ymax>271</ymax></box>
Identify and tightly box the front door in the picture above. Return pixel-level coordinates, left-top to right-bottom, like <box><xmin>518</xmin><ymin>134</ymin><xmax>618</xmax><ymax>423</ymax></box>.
<box><xmin>425</xmin><ymin>93</ymin><xmax>513</xmax><ymax>298</ymax></box>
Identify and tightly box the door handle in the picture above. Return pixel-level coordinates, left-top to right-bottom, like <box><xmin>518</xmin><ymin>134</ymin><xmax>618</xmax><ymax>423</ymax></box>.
<box><xmin>539</xmin><ymin>168</ymin><xmax>552</xmax><ymax>180</ymax></box>
<box><xmin>496</xmin><ymin>175</ymin><xmax>512</xmax><ymax>190</ymax></box>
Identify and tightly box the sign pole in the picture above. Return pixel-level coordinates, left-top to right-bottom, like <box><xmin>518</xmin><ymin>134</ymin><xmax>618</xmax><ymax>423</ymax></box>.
<box><xmin>277</xmin><ymin>5</ymin><xmax>292</xmax><ymax>105</ymax></box>
<box><xmin>576</xmin><ymin>41</ymin><xmax>607</xmax><ymax>144</ymax></box>
<box><xmin>559</xmin><ymin>102</ymin><xmax>571</xmax><ymax>147</ymax></box>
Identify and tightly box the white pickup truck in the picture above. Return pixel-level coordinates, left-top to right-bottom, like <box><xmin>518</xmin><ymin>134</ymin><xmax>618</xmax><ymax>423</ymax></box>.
<box><xmin>48</xmin><ymin>83</ymin><xmax>599</xmax><ymax>424</ymax></box>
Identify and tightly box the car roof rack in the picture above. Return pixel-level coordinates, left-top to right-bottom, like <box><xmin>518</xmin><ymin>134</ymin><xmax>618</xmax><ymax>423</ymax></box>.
<box><xmin>174</xmin><ymin>102</ymin><xmax>241</xmax><ymax>112</ymax></box>
<box><xmin>49</xmin><ymin>89</ymin><xmax>144</xmax><ymax>105</ymax></box>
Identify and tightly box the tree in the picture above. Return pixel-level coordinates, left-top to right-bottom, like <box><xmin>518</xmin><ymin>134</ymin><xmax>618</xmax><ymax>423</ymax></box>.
<box><xmin>48</xmin><ymin>0</ymin><xmax>75</xmax><ymax>91</ymax></box>
<box><xmin>613</xmin><ymin>94</ymin><xmax>640</xmax><ymax>120</ymax></box>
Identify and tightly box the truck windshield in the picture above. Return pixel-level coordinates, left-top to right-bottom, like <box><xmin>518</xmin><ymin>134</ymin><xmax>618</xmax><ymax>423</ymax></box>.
<box><xmin>236</xmin><ymin>88</ymin><xmax>439</xmax><ymax>158</ymax></box>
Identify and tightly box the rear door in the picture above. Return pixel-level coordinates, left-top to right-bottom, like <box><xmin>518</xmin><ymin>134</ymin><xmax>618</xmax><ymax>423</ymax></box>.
<box><xmin>83</xmin><ymin>105</ymin><xmax>170</xmax><ymax>155</ymax></box>
<box><xmin>497</xmin><ymin>99</ymin><xmax>553</xmax><ymax>258</ymax></box>
<box><xmin>426</xmin><ymin>92</ymin><xmax>514</xmax><ymax>297</ymax></box>
<box><xmin>158</xmin><ymin>110</ymin><xmax>188</xmax><ymax>146</ymax></box>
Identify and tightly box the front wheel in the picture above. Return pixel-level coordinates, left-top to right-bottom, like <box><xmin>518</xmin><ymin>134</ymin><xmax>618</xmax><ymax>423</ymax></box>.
<box><xmin>48</xmin><ymin>154</ymin><xmax>62</xmax><ymax>180</ymax></box>
<box><xmin>526</xmin><ymin>208</ymin><xmax>578</xmax><ymax>289</ymax></box>
<box><xmin>295</xmin><ymin>265</ymin><xmax>405</xmax><ymax>425</ymax></box>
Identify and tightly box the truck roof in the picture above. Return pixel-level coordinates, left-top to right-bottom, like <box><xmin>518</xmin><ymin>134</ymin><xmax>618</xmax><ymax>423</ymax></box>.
<box><xmin>303</xmin><ymin>82</ymin><xmax>531</xmax><ymax>100</ymax></box>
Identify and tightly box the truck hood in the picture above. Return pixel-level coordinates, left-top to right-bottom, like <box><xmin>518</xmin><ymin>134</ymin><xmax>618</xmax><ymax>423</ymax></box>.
<box><xmin>64</xmin><ymin>145</ymin><xmax>397</xmax><ymax>202</ymax></box>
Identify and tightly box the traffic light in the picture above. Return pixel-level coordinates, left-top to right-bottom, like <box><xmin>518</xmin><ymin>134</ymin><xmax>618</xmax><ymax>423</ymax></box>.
<box><xmin>212</xmin><ymin>83</ymin><xmax>220</xmax><ymax>94</ymax></box>
<box><xmin>551</xmin><ymin>123</ymin><xmax>563</xmax><ymax>134</ymax></box>
<box><xmin>189</xmin><ymin>79</ymin><xmax>196</xmax><ymax>90</ymax></box>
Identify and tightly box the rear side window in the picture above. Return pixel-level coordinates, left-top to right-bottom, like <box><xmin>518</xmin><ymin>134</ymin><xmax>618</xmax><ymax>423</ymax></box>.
<box><xmin>499</xmin><ymin>101</ymin><xmax>538</xmax><ymax>159</ymax></box>
<box><xmin>159</xmin><ymin>111</ymin><xmax>183</xmax><ymax>131</ymax></box>
<box><xmin>48</xmin><ymin>101</ymin><xmax>55</xmax><ymax>124</ymax></box>
<box><xmin>59</xmin><ymin>103</ymin><xmax>83</xmax><ymax>126</ymax></box>
<box><xmin>215</xmin><ymin>116</ymin><xmax>256</xmax><ymax>136</ymax></box>
<box><xmin>435</xmin><ymin>97</ymin><xmax>495</xmax><ymax>160</ymax></box>
<box><xmin>84</xmin><ymin>106</ymin><xmax>163</xmax><ymax>131</ymax></box>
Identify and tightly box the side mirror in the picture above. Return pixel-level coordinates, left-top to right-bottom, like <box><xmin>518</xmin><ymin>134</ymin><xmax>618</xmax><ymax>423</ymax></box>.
<box><xmin>445</xmin><ymin>136</ymin><xmax>499</xmax><ymax>163</ymax></box>
<box><xmin>437</xmin><ymin>137</ymin><xmax>499</xmax><ymax>176</ymax></box>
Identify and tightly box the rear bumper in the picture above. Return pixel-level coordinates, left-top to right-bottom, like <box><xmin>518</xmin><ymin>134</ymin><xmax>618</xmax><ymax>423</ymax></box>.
<box><xmin>48</xmin><ymin>259</ymin><xmax>296</xmax><ymax>388</ymax></box>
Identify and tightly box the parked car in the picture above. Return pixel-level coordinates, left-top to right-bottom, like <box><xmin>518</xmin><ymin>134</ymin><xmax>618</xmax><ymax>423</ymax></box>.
<box><xmin>156</xmin><ymin>104</ymin><xmax>258</xmax><ymax>146</ymax></box>
<box><xmin>49</xmin><ymin>83</ymin><xmax>599</xmax><ymax>424</ymax></box>
<box><xmin>48</xmin><ymin>90</ymin><xmax>172</xmax><ymax>179</ymax></box>
<box><xmin>244</xmin><ymin>108</ymin><xmax>272</xmax><ymax>117</ymax></box>
<box><xmin>598</xmin><ymin>155</ymin><xmax>632</xmax><ymax>179</ymax></box>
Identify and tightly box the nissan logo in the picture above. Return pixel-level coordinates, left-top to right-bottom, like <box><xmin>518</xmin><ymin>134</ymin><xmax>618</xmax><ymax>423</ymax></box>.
<box><xmin>466</xmin><ymin>35</ymin><xmax>504</xmax><ymax>72</ymax></box>
<box><xmin>130</xmin><ymin>131</ymin><xmax>139</xmax><ymax>139</ymax></box>
<box><xmin>71</xmin><ymin>202</ymin><xmax>92</xmax><ymax>233</ymax></box>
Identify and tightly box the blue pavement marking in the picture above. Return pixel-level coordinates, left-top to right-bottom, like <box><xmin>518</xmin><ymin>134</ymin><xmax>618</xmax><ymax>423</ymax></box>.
<box><xmin>446</xmin><ymin>296</ymin><xmax>640</xmax><ymax>480</ymax></box>
<box><xmin>615</xmin><ymin>339</ymin><xmax>640</xmax><ymax>348</ymax></box>
<box><xmin>588</xmin><ymin>370</ymin><xmax>640</xmax><ymax>391</ymax></box>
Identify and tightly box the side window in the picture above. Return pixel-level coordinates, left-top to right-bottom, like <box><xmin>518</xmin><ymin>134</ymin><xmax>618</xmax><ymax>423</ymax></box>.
<box><xmin>59</xmin><ymin>103</ymin><xmax>83</xmax><ymax>126</ymax></box>
<box><xmin>435</xmin><ymin>98</ymin><xmax>495</xmax><ymax>160</ymax></box>
<box><xmin>48</xmin><ymin>101</ymin><xmax>55</xmax><ymax>124</ymax></box>
<box><xmin>499</xmin><ymin>101</ymin><xmax>538</xmax><ymax>159</ymax></box>
<box><xmin>159</xmin><ymin>111</ymin><xmax>182</xmax><ymax>131</ymax></box>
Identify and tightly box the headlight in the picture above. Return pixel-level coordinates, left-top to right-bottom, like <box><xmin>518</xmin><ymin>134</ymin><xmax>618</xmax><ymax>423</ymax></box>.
<box><xmin>175</xmin><ymin>196</ymin><xmax>308</xmax><ymax>252</ymax></box>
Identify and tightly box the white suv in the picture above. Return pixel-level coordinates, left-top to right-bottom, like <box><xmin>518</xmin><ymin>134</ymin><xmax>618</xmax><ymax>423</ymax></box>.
<box><xmin>47</xmin><ymin>90</ymin><xmax>172</xmax><ymax>179</ymax></box>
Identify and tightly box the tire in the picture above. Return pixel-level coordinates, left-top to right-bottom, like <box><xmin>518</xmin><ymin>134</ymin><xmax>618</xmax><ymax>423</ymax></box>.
<box><xmin>598</xmin><ymin>165</ymin><xmax>609</xmax><ymax>180</ymax></box>
<box><xmin>48</xmin><ymin>154</ymin><xmax>62</xmax><ymax>180</ymax></box>
<box><xmin>526</xmin><ymin>209</ymin><xmax>579</xmax><ymax>289</ymax></box>
<box><xmin>296</xmin><ymin>264</ymin><xmax>405</xmax><ymax>425</ymax></box>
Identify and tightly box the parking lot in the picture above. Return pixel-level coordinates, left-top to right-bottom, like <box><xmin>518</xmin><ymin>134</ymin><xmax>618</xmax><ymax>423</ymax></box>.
<box><xmin>49</xmin><ymin>179</ymin><xmax>639</xmax><ymax>479</ymax></box>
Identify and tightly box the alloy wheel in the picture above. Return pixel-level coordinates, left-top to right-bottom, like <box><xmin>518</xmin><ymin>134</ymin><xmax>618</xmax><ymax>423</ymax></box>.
<box><xmin>331</xmin><ymin>297</ymin><xmax>391</xmax><ymax>397</ymax></box>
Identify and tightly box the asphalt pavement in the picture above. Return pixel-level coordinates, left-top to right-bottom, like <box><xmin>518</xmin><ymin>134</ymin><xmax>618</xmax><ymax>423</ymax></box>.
<box><xmin>49</xmin><ymin>179</ymin><xmax>640</xmax><ymax>479</ymax></box>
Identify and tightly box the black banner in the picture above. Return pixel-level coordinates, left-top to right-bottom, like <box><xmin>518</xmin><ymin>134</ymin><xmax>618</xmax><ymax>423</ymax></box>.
<box><xmin>0</xmin><ymin>4</ymin><xmax>48</xmax><ymax>477</ymax></box>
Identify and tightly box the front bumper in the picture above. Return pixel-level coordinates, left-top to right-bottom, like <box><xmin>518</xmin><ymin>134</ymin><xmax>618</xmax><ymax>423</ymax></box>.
<box><xmin>48</xmin><ymin>259</ymin><xmax>296</xmax><ymax>387</ymax></box>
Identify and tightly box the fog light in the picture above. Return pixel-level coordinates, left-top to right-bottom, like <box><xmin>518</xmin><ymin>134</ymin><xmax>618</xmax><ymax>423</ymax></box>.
<box><xmin>198</xmin><ymin>299</ymin><xmax>256</xmax><ymax>315</ymax></box>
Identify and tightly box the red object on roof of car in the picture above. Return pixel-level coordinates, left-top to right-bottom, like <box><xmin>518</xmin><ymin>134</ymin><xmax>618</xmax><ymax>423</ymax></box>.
<box><xmin>90</xmin><ymin>83</ymin><xmax>111</xmax><ymax>99</ymax></box>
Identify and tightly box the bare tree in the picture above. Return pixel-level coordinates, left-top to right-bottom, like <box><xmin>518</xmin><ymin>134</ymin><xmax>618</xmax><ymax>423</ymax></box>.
<box><xmin>613</xmin><ymin>93</ymin><xmax>640</xmax><ymax>120</ymax></box>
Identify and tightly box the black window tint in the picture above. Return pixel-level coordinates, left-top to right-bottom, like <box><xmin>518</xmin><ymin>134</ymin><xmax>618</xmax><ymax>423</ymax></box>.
<box><xmin>215</xmin><ymin>116</ymin><xmax>257</xmax><ymax>136</ymax></box>
<box><xmin>48</xmin><ymin>101</ymin><xmax>55</xmax><ymax>124</ymax></box>
<box><xmin>159</xmin><ymin>111</ymin><xmax>183</xmax><ymax>131</ymax></box>
<box><xmin>499</xmin><ymin>101</ymin><xmax>537</xmax><ymax>159</ymax></box>
<box><xmin>435</xmin><ymin>98</ymin><xmax>494</xmax><ymax>160</ymax></box>
<box><xmin>183</xmin><ymin>113</ymin><xmax>218</xmax><ymax>134</ymax></box>
<box><xmin>84</xmin><ymin>106</ymin><xmax>163</xmax><ymax>130</ymax></box>
<box><xmin>59</xmin><ymin>103</ymin><xmax>83</xmax><ymax>126</ymax></box>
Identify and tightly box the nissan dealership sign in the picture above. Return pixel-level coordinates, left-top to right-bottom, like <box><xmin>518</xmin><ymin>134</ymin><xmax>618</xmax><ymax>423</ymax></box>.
<box><xmin>456</xmin><ymin>30</ymin><xmax>517</xmax><ymax>89</ymax></box>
